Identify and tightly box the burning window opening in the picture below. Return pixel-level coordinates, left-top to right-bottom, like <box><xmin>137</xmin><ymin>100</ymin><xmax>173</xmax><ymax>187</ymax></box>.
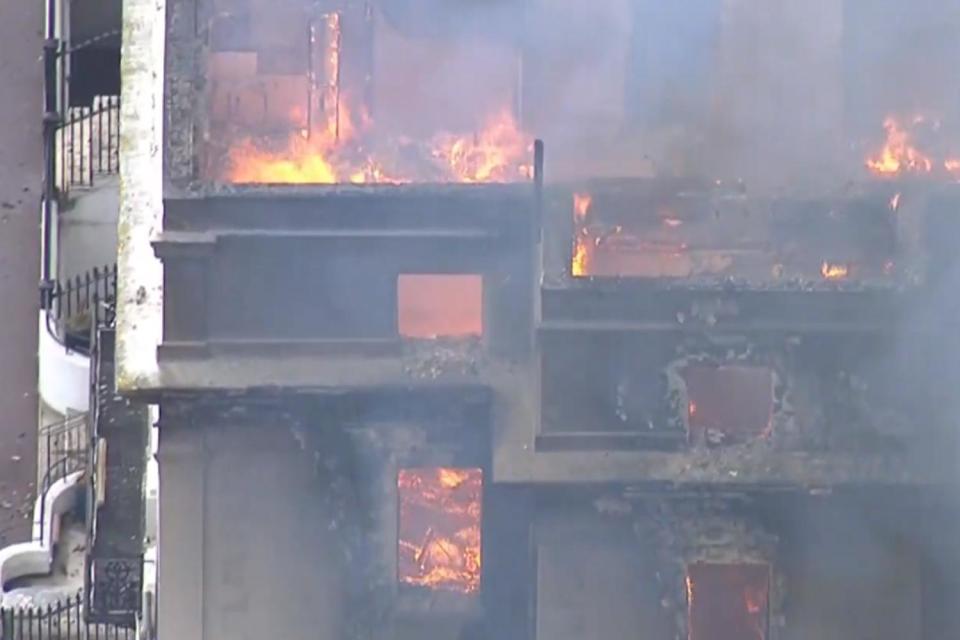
<box><xmin>397</xmin><ymin>274</ymin><xmax>483</xmax><ymax>340</ymax></box>
<box><xmin>683</xmin><ymin>366</ymin><xmax>774</xmax><ymax>446</ymax></box>
<box><xmin>569</xmin><ymin>186</ymin><xmax>898</xmax><ymax>282</ymax></box>
<box><xmin>207</xmin><ymin>7</ymin><xmax>533</xmax><ymax>185</ymax></box>
<box><xmin>687</xmin><ymin>563</ymin><xmax>769</xmax><ymax>640</ymax></box>
<box><xmin>570</xmin><ymin>191</ymin><xmax>709</xmax><ymax>279</ymax></box>
<box><xmin>397</xmin><ymin>468</ymin><xmax>482</xmax><ymax>595</ymax></box>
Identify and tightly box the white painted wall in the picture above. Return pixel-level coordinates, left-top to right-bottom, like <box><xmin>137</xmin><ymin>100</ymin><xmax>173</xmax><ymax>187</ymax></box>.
<box><xmin>37</xmin><ymin>311</ymin><xmax>90</xmax><ymax>415</ymax></box>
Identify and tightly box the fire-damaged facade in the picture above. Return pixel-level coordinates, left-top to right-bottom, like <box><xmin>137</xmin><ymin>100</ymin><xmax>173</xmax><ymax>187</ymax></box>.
<box><xmin>115</xmin><ymin>0</ymin><xmax>960</xmax><ymax>638</ymax></box>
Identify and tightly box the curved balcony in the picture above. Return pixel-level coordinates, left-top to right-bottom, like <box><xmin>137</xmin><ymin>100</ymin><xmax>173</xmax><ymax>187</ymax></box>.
<box><xmin>39</xmin><ymin>266</ymin><xmax>116</xmax><ymax>416</ymax></box>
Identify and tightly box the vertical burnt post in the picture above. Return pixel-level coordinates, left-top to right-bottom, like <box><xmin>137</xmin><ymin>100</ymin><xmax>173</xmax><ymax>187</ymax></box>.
<box><xmin>533</xmin><ymin>139</ymin><xmax>544</xmax><ymax>242</ymax></box>
<box><xmin>532</xmin><ymin>139</ymin><xmax>545</xmax><ymax>332</ymax></box>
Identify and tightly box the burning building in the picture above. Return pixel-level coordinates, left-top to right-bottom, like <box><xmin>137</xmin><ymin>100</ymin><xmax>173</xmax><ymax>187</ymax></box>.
<box><xmin>115</xmin><ymin>0</ymin><xmax>960</xmax><ymax>638</ymax></box>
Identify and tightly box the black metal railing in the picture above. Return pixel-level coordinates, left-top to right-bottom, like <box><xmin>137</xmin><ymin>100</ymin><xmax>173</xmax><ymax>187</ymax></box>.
<box><xmin>57</xmin><ymin>96</ymin><xmax>121</xmax><ymax>196</ymax></box>
<box><xmin>41</xmin><ymin>28</ymin><xmax>121</xmax><ymax>304</ymax></box>
<box><xmin>37</xmin><ymin>413</ymin><xmax>89</xmax><ymax>543</ymax></box>
<box><xmin>0</xmin><ymin>591</ymin><xmax>135</xmax><ymax>639</ymax></box>
<box><xmin>45</xmin><ymin>264</ymin><xmax>118</xmax><ymax>355</ymax></box>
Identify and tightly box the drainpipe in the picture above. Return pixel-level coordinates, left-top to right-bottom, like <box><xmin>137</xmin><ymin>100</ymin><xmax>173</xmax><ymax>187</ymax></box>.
<box><xmin>40</xmin><ymin>0</ymin><xmax>62</xmax><ymax>309</ymax></box>
<box><xmin>40</xmin><ymin>34</ymin><xmax>61</xmax><ymax>309</ymax></box>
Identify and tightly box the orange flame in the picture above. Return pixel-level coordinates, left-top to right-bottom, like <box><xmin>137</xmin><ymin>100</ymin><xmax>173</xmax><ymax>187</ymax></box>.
<box><xmin>866</xmin><ymin>116</ymin><xmax>934</xmax><ymax>177</ymax></box>
<box><xmin>223</xmin><ymin>8</ymin><xmax>530</xmax><ymax>187</ymax></box>
<box><xmin>398</xmin><ymin>468</ymin><xmax>482</xmax><ymax>594</ymax></box>
<box><xmin>224</xmin><ymin>103</ymin><xmax>530</xmax><ymax>184</ymax></box>
<box><xmin>573</xmin><ymin>192</ymin><xmax>593</xmax><ymax>222</ymax></box>
<box><xmin>429</xmin><ymin>108</ymin><xmax>533</xmax><ymax>183</ymax></box>
<box><xmin>821</xmin><ymin>262</ymin><xmax>849</xmax><ymax>280</ymax></box>
<box><xmin>572</xmin><ymin>235</ymin><xmax>590</xmax><ymax>277</ymax></box>
<box><xmin>225</xmin><ymin>94</ymin><xmax>400</xmax><ymax>185</ymax></box>
<box><xmin>571</xmin><ymin>193</ymin><xmax>594</xmax><ymax>277</ymax></box>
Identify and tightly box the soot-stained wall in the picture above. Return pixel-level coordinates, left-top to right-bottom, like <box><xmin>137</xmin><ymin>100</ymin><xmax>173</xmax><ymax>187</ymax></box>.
<box><xmin>533</xmin><ymin>496</ymin><xmax>935</xmax><ymax>640</ymax></box>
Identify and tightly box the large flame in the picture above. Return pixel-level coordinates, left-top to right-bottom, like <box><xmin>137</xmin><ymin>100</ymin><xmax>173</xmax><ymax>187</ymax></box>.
<box><xmin>224</xmin><ymin>97</ymin><xmax>531</xmax><ymax>184</ymax></box>
<box><xmin>225</xmin><ymin>97</ymin><xmax>404</xmax><ymax>185</ymax></box>
<box><xmin>222</xmin><ymin>9</ymin><xmax>530</xmax><ymax>185</ymax></box>
<box><xmin>430</xmin><ymin>108</ymin><xmax>533</xmax><ymax>183</ymax></box>
<box><xmin>398</xmin><ymin>467</ymin><xmax>482</xmax><ymax>594</ymax></box>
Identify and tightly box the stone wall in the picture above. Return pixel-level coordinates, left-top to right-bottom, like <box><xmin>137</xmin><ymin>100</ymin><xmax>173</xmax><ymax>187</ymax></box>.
<box><xmin>157</xmin><ymin>421</ymin><xmax>343</xmax><ymax>640</ymax></box>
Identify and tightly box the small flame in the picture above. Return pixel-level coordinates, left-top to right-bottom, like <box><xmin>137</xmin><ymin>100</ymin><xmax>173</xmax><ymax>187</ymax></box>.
<box><xmin>571</xmin><ymin>193</ymin><xmax>594</xmax><ymax>277</ymax></box>
<box><xmin>821</xmin><ymin>262</ymin><xmax>849</xmax><ymax>280</ymax></box>
<box><xmin>572</xmin><ymin>233</ymin><xmax>591</xmax><ymax>277</ymax></box>
<box><xmin>573</xmin><ymin>192</ymin><xmax>593</xmax><ymax>222</ymax></box>
<box><xmin>688</xmin><ymin>401</ymin><xmax>698</xmax><ymax>418</ymax></box>
<box><xmin>866</xmin><ymin>116</ymin><xmax>934</xmax><ymax>177</ymax></box>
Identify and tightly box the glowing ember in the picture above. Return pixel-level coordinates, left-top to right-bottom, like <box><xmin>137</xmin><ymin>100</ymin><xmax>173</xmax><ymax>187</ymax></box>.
<box><xmin>398</xmin><ymin>467</ymin><xmax>482</xmax><ymax>594</ymax></box>
<box><xmin>820</xmin><ymin>262</ymin><xmax>849</xmax><ymax>280</ymax></box>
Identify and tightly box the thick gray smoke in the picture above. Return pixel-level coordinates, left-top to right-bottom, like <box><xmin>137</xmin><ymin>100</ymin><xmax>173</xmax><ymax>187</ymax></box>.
<box><xmin>373</xmin><ymin>0</ymin><xmax>960</xmax><ymax>190</ymax></box>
